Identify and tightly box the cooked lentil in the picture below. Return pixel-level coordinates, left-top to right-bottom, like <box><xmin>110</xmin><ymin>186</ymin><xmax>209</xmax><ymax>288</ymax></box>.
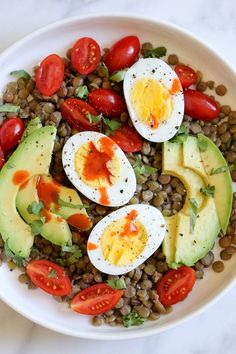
<box><xmin>0</xmin><ymin>39</ymin><xmax>235</xmax><ymax>329</ymax></box>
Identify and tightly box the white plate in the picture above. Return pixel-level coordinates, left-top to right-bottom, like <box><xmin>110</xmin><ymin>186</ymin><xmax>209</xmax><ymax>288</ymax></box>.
<box><xmin>0</xmin><ymin>14</ymin><xmax>236</xmax><ymax>340</ymax></box>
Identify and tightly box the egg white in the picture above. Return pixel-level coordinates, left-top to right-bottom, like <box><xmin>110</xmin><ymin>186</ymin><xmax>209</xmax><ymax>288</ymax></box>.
<box><xmin>123</xmin><ymin>58</ymin><xmax>184</xmax><ymax>142</ymax></box>
<box><xmin>62</xmin><ymin>132</ymin><xmax>136</xmax><ymax>207</ymax></box>
<box><xmin>87</xmin><ymin>204</ymin><xmax>166</xmax><ymax>275</ymax></box>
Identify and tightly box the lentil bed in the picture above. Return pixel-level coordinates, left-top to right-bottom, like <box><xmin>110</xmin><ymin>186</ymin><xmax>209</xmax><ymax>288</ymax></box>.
<box><xmin>0</xmin><ymin>42</ymin><xmax>236</xmax><ymax>327</ymax></box>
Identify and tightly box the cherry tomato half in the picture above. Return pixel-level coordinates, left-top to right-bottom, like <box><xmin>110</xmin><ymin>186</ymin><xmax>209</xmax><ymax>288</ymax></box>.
<box><xmin>0</xmin><ymin>146</ymin><xmax>5</xmax><ymax>169</ymax></box>
<box><xmin>184</xmin><ymin>89</ymin><xmax>220</xmax><ymax>121</ymax></box>
<box><xmin>71</xmin><ymin>283</ymin><xmax>123</xmax><ymax>315</ymax></box>
<box><xmin>26</xmin><ymin>260</ymin><xmax>72</xmax><ymax>296</ymax></box>
<box><xmin>174</xmin><ymin>65</ymin><xmax>197</xmax><ymax>89</ymax></box>
<box><xmin>0</xmin><ymin>117</ymin><xmax>25</xmax><ymax>152</ymax></box>
<box><xmin>35</xmin><ymin>54</ymin><xmax>65</xmax><ymax>97</ymax></box>
<box><xmin>71</xmin><ymin>37</ymin><xmax>101</xmax><ymax>75</ymax></box>
<box><xmin>157</xmin><ymin>266</ymin><xmax>196</xmax><ymax>306</ymax></box>
<box><xmin>110</xmin><ymin>124</ymin><xmax>143</xmax><ymax>152</ymax></box>
<box><xmin>61</xmin><ymin>98</ymin><xmax>99</xmax><ymax>131</ymax></box>
<box><xmin>88</xmin><ymin>88</ymin><xmax>126</xmax><ymax>118</ymax></box>
<box><xmin>105</xmin><ymin>36</ymin><xmax>140</xmax><ymax>73</ymax></box>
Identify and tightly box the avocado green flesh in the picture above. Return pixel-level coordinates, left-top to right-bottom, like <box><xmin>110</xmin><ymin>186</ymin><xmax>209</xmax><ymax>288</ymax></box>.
<box><xmin>163</xmin><ymin>141</ymin><xmax>205</xmax><ymax>213</ymax></box>
<box><xmin>198</xmin><ymin>135</ymin><xmax>232</xmax><ymax>234</ymax></box>
<box><xmin>162</xmin><ymin>214</ymin><xmax>180</xmax><ymax>268</ymax></box>
<box><xmin>182</xmin><ymin>136</ymin><xmax>208</xmax><ymax>184</ymax></box>
<box><xmin>0</xmin><ymin>126</ymin><xmax>56</xmax><ymax>258</ymax></box>
<box><xmin>162</xmin><ymin>137</ymin><xmax>224</xmax><ymax>268</ymax></box>
<box><xmin>16</xmin><ymin>176</ymin><xmax>72</xmax><ymax>247</ymax></box>
<box><xmin>175</xmin><ymin>197</ymin><xmax>220</xmax><ymax>266</ymax></box>
<box><xmin>21</xmin><ymin>116</ymin><xmax>42</xmax><ymax>141</ymax></box>
<box><xmin>16</xmin><ymin>174</ymin><xmax>92</xmax><ymax>232</ymax></box>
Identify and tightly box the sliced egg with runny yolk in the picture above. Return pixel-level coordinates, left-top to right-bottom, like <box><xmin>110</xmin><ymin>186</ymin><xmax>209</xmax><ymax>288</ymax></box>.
<box><xmin>62</xmin><ymin>132</ymin><xmax>136</xmax><ymax>207</ymax></box>
<box><xmin>123</xmin><ymin>58</ymin><xmax>184</xmax><ymax>142</ymax></box>
<box><xmin>87</xmin><ymin>204</ymin><xmax>166</xmax><ymax>275</ymax></box>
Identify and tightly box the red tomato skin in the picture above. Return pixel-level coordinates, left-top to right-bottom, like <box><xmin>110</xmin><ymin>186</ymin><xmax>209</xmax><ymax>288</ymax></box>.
<box><xmin>174</xmin><ymin>65</ymin><xmax>197</xmax><ymax>89</ymax></box>
<box><xmin>71</xmin><ymin>37</ymin><xmax>101</xmax><ymax>75</ymax></box>
<box><xmin>157</xmin><ymin>266</ymin><xmax>196</xmax><ymax>306</ymax></box>
<box><xmin>26</xmin><ymin>260</ymin><xmax>72</xmax><ymax>296</ymax></box>
<box><xmin>61</xmin><ymin>98</ymin><xmax>99</xmax><ymax>131</ymax></box>
<box><xmin>88</xmin><ymin>88</ymin><xmax>126</xmax><ymax>118</ymax></box>
<box><xmin>35</xmin><ymin>54</ymin><xmax>65</xmax><ymax>96</ymax></box>
<box><xmin>71</xmin><ymin>283</ymin><xmax>123</xmax><ymax>315</ymax></box>
<box><xmin>0</xmin><ymin>146</ymin><xmax>5</xmax><ymax>169</ymax></box>
<box><xmin>184</xmin><ymin>89</ymin><xmax>220</xmax><ymax>121</ymax></box>
<box><xmin>110</xmin><ymin>124</ymin><xmax>143</xmax><ymax>152</ymax></box>
<box><xmin>0</xmin><ymin>117</ymin><xmax>25</xmax><ymax>152</ymax></box>
<box><xmin>105</xmin><ymin>36</ymin><xmax>140</xmax><ymax>73</ymax></box>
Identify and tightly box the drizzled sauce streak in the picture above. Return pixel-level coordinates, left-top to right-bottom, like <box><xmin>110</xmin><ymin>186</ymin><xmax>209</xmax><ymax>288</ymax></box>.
<box><xmin>12</xmin><ymin>170</ymin><xmax>30</xmax><ymax>186</ymax></box>
<box><xmin>87</xmin><ymin>242</ymin><xmax>98</xmax><ymax>251</ymax></box>
<box><xmin>98</xmin><ymin>187</ymin><xmax>110</xmax><ymax>206</ymax></box>
<box><xmin>82</xmin><ymin>137</ymin><xmax>115</xmax><ymax>185</ymax></box>
<box><xmin>82</xmin><ymin>137</ymin><xmax>115</xmax><ymax>206</ymax></box>
<box><xmin>169</xmin><ymin>78</ymin><xmax>182</xmax><ymax>95</ymax></box>
<box><xmin>36</xmin><ymin>176</ymin><xmax>60</xmax><ymax>210</ymax></box>
<box><xmin>68</xmin><ymin>213</ymin><xmax>91</xmax><ymax>229</ymax></box>
<box><xmin>120</xmin><ymin>210</ymin><xmax>138</xmax><ymax>237</ymax></box>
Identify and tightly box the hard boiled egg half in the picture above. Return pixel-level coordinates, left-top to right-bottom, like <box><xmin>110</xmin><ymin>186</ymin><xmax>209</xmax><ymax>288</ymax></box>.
<box><xmin>123</xmin><ymin>58</ymin><xmax>184</xmax><ymax>142</ymax></box>
<box><xmin>62</xmin><ymin>132</ymin><xmax>136</xmax><ymax>207</ymax></box>
<box><xmin>87</xmin><ymin>204</ymin><xmax>166</xmax><ymax>275</ymax></box>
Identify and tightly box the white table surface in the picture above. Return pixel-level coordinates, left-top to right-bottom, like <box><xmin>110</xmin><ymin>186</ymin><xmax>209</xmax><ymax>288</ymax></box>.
<box><xmin>0</xmin><ymin>0</ymin><xmax>236</xmax><ymax>353</ymax></box>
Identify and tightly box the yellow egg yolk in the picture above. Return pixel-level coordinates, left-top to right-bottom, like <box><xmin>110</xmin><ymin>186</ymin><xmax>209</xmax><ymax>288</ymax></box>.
<box><xmin>100</xmin><ymin>210</ymin><xmax>148</xmax><ymax>266</ymax></box>
<box><xmin>130</xmin><ymin>78</ymin><xmax>173</xmax><ymax>129</ymax></box>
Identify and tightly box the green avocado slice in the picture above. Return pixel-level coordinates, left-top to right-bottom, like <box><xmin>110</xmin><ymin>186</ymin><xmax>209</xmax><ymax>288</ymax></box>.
<box><xmin>0</xmin><ymin>126</ymin><xmax>56</xmax><ymax>258</ymax></box>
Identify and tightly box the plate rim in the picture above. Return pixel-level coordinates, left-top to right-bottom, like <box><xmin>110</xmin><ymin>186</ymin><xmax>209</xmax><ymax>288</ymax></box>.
<box><xmin>0</xmin><ymin>12</ymin><xmax>236</xmax><ymax>340</ymax></box>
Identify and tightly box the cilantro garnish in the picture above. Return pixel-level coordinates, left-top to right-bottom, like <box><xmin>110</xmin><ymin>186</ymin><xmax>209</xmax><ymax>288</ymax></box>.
<box><xmin>169</xmin><ymin>124</ymin><xmax>188</xmax><ymax>144</ymax></box>
<box><xmin>75</xmin><ymin>85</ymin><xmax>89</xmax><ymax>99</ymax></box>
<box><xmin>27</xmin><ymin>201</ymin><xmax>44</xmax><ymax>216</ymax></box>
<box><xmin>189</xmin><ymin>198</ymin><xmax>198</xmax><ymax>233</ymax></box>
<box><xmin>132</xmin><ymin>155</ymin><xmax>157</xmax><ymax>181</ymax></box>
<box><xmin>210</xmin><ymin>166</ymin><xmax>228</xmax><ymax>175</ymax></box>
<box><xmin>143</xmin><ymin>46</ymin><xmax>167</xmax><ymax>58</ymax></box>
<box><xmin>107</xmin><ymin>277</ymin><xmax>126</xmax><ymax>290</ymax></box>
<box><xmin>200</xmin><ymin>185</ymin><xmax>215</xmax><ymax>197</ymax></box>
<box><xmin>123</xmin><ymin>312</ymin><xmax>145</xmax><ymax>328</ymax></box>
<box><xmin>48</xmin><ymin>269</ymin><xmax>57</xmax><ymax>279</ymax></box>
<box><xmin>86</xmin><ymin>113</ymin><xmax>122</xmax><ymax>135</ymax></box>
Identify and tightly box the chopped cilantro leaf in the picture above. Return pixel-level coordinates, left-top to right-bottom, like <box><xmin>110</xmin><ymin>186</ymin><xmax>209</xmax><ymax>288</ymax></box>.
<box><xmin>189</xmin><ymin>198</ymin><xmax>198</xmax><ymax>233</ymax></box>
<box><xmin>143</xmin><ymin>46</ymin><xmax>167</xmax><ymax>58</ymax></box>
<box><xmin>48</xmin><ymin>269</ymin><xmax>57</xmax><ymax>278</ymax></box>
<box><xmin>210</xmin><ymin>166</ymin><xmax>228</xmax><ymax>175</ymax></box>
<box><xmin>123</xmin><ymin>312</ymin><xmax>145</xmax><ymax>327</ymax></box>
<box><xmin>200</xmin><ymin>185</ymin><xmax>215</xmax><ymax>197</ymax></box>
<box><xmin>75</xmin><ymin>85</ymin><xmax>89</xmax><ymax>99</ymax></box>
<box><xmin>107</xmin><ymin>277</ymin><xmax>126</xmax><ymax>290</ymax></box>
<box><xmin>27</xmin><ymin>201</ymin><xmax>44</xmax><ymax>215</ymax></box>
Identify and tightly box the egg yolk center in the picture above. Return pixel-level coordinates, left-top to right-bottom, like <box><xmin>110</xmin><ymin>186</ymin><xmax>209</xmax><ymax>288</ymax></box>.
<box><xmin>100</xmin><ymin>210</ymin><xmax>148</xmax><ymax>266</ymax></box>
<box><xmin>130</xmin><ymin>78</ymin><xmax>173</xmax><ymax>129</ymax></box>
